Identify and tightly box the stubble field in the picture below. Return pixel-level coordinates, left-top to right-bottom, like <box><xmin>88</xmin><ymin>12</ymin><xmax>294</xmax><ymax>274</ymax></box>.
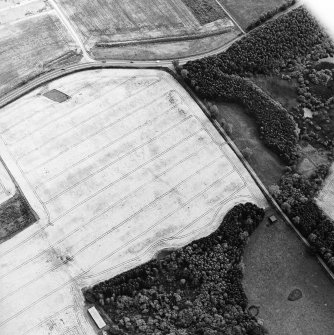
<box><xmin>0</xmin><ymin>69</ymin><xmax>267</xmax><ymax>334</ymax></box>
<box><xmin>0</xmin><ymin>0</ymin><xmax>81</xmax><ymax>97</ymax></box>
<box><xmin>53</xmin><ymin>0</ymin><xmax>238</xmax><ymax>54</ymax></box>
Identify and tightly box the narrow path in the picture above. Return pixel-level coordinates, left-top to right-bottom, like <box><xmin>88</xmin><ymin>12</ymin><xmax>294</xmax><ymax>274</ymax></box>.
<box><xmin>213</xmin><ymin>0</ymin><xmax>246</xmax><ymax>34</ymax></box>
<box><xmin>48</xmin><ymin>0</ymin><xmax>94</xmax><ymax>63</ymax></box>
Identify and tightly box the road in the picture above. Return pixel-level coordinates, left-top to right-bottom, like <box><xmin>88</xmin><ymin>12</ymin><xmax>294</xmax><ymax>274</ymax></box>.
<box><xmin>0</xmin><ymin>0</ymin><xmax>303</xmax><ymax>109</ymax></box>
<box><xmin>0</xmin><ymin>35</ymin><xmax>243</xmax><ymax>108</ymax></box>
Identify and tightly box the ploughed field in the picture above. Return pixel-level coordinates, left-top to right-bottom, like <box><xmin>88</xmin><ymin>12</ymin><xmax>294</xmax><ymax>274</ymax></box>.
<box><xmin>53</xmin><ymin>0</ymin><xmax>238</xmax><ymax>53</ymax></box>
<box><xmin>0</xmin><ymin>69</ymin><xmax>267</xmax><ymax>334</ymax></box>
<box><xmin>0</xmin><ymin>0</ymin><xmax>81</xmax><ymax>97</ymax></box>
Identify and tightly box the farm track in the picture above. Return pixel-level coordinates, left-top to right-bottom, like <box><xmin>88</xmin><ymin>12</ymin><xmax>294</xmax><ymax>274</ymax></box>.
<box><xmin>48</xmin><ymin>0</ymin><xmax>93</xmax><ymax>62</ymax></box>
<box><xmin>213</xmin><ymin>0</ymin><xmax>246</xmax><ymax>34</ymax></box>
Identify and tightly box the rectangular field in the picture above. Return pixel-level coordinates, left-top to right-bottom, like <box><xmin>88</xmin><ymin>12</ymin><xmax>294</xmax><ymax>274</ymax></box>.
<box><xmin>217</xmin><ymin>0</ymin><xmax>291</xmax><ymax>29</ymax></box>
<box><xmin>54</xmin><ymin>0</ymin><xmax>237</xmax><ymax>51</ymax></box>
<box><xmin>0</xmin><ymin>2</ymin><xmax>81</xmax><ymax>97</ymax></box>
<box><xmin>0</xmin><ymin>69</ymin><xmax>267</xmax><ymax>335</ymax></box>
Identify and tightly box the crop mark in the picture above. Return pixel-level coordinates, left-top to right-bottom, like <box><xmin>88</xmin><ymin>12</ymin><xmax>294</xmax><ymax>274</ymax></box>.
<box><xmin>32</xmin><ymin>90</ymin><xmax>182</xmax><ymax>188</ymax></box>
<box><xmin>41</xmin><ymin>104</ymin><xmax>185</xmax><ymax>204</ymax></box>
<box><xmin>0</xmin><ymin>139</ymin><xmax>217</xmax><ymax>281</ymax></box>
<box><xmin>86</xmin><ymin>188</ymin><xmax>247</xmax><ymax>280</ymax></box>
<box><xmin>0</xmin><ymin>121</ymin><xmax>208</xmax><ymax>261</ymax></box>
<box><xmin>4</xmin><ymin>76</ymin><xmax>136</xmax><ymax>146</ymax></box>
<box><xmin>0</xmin><ymin>163</ymin><xmax>231</xmax><ymax>322</ymax></box>
<box><xmin>49</xmin><ymin>116</ymin><xmax>196</xmax><ymax>222</ymax></box>
<box><xmin>0</xmin><ymin>78</ymin><xmax>103</xmax><ymax>134</ymax></box>
<box><xmin>16</xmin><ymin>78</ymin><xmax>162</xmax><ymax>163</ymax></box>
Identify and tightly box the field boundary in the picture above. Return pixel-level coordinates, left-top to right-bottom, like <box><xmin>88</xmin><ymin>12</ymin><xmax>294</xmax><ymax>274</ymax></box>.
<box><xmin>95</xmin><ymin>26</ymin><xmax>235</xmax><ymax>49</ymax></box>
<box><xmin>43</xmin><ymin>50</ymin><xmax>82</xmax><ymax>68</ymax></box>
<box><xmin>213</xmin><ymin>0</ymin><xmax>246</xmax><ymax>34</ymax></box>
<box><xmin>93</xmin><ymin>33</ymin><xmax>242</xmax><ymax>62</ymax></box>
<box><xmin>48</xmin><ymin>0</ymin><xmax>92</xmax><ymax>61</ymax></box>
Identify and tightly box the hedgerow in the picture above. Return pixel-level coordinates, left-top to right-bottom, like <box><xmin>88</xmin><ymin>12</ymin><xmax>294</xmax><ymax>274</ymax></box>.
<box><xmin>84</xmin><ymin>203</ymin><xmax>266</xmax><ymax>335</ymax></box>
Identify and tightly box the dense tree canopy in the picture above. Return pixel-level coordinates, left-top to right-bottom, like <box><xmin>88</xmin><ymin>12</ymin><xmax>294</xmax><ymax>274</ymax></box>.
<box><xmin>181</xmin><ymin>6</ymin><xmax>334</xmax><ymax>275</ymax></box>
<box><xmin>84</xmin><ymin>203</ymin><xmax>266</xmax><ymax>335</ymax></box>
<box><xmin>182</xmin><ymin>71</ymin><xmax>298</xmax><ymax>162</ymax></box>
<box><xmin>271</xmin><ymin>165</ymin><xmax>334</xmax><ymax>271</ymax></box>
<box><xmin>181</xmin><ymin>8</ymin><xmax>328</xmax><ymax>163</ymax></box>
<box><xmin>185</xmin><ymin>8</ymin><xmax>329</xmax><ymax>76</ymax></box>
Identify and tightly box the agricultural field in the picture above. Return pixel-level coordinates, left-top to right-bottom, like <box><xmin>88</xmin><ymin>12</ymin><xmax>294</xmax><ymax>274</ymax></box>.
<box><xmin>0</xmin><ymin>0</ymin><xmax>82</xmax><ymax>97</ymax></box>
<box><xmin>217</xmin><ymin>0</ymin><xmax>292</xmax><ymax>29</ymax></box>
<box><xmin>0</xmin><ymin>69</ymin><xmax>267</xmax><ymax>335</ymax></box>
<box><xmin>0</xmin><ymin>0</ymin><xmax>31</xmax><ymax>10</ymax></box>
<box><xmin>53</xmin><ymin>0</ymin><xmax>239</xmax><ymax>55</ymax></box>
